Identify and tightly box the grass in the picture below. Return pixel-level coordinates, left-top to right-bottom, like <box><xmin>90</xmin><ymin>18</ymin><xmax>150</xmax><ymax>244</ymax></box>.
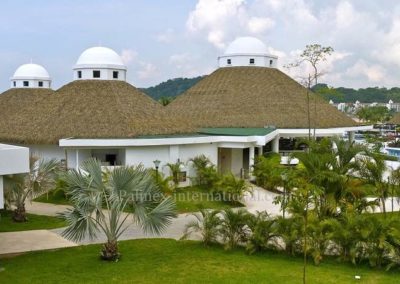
<box><xmin>35</xmin><ymin>186</ymin><xmax>242</xmax><ymax>213</ymax></box>
<box><xmin>0</xmin><ymin>210</ymin><xmax>66</xmax><ymax>232</ymax></box>
<box><xmin>0</xmin><ymin>239</ymin><xmax>398</xmax><ymax>284</ymax></box>
<box><xmin>34</xmin><ymin>190</ymin><xmax>71</xmax><ymax>205</ymax></box>
<box><xmin>172</xmin><ymin>186</ymin><xmax>243</xmax><ymax>213</ymax></box>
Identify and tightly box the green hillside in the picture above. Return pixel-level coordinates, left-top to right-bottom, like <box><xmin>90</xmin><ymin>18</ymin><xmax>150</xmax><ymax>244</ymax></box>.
<box><xmin>313</xmin><ymin>84</ymin><xmax>400</xmax><ymax>103</ymax></box>
<box><xmin>141</xmin><ymin>76</ymin><xmax>204</xmax><ymax>100</ymax></box>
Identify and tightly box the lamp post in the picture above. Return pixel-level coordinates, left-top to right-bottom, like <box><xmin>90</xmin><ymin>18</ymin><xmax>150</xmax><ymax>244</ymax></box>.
<box><xmin>153</xmin><ymin>160</ymin><xmax>161</xmax><ymax>182</ymax></box>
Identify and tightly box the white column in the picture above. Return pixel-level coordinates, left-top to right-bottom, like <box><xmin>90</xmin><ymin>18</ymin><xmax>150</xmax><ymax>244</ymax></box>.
<box><xmin>0</xmin><ymin>176</ymin><xmax>3</xmax><ymax>209</ymax></box>
<box><xmin>272</xmin><ymin>136</ymin><xmax>280</xmax><ymax>153</ymax></box>
<box><xmin>75</xmin><ymin>149</ymin><xmax>79</xmax><ymax>171</ymax></box>
<box><xmin>249</xmin><ymin>146</ymin><xmax>255</xmax><ymax>170</ymax></box>
<box><xmin>258</xmin><ymin>146</ymin><xmax>263</xmax><ymax>157</ymax></box>
<box><xmin>349</xmin><ymin>131</ymin><xmax>355</xmax><ymax>143</ymax></box>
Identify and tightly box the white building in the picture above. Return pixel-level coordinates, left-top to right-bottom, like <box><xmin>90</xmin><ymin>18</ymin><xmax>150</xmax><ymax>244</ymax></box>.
<box><xmin>0</xmin><ymin>38</ymin><xmax>372</xmax><ymax>185</ymax></box>
<box><xmin>0</xmin><ymin>144</ymin><xmax>29</xmax><ymax>208</ymax></box>
<box><xmin>10</xmin><ymin>63</ymin><xmax>52</xmax><ymax>89</ymax></box>
<box><xmin>218</xmin><ymin>37</ymin><xmax>278</xmax><ymax>68</ymax></box>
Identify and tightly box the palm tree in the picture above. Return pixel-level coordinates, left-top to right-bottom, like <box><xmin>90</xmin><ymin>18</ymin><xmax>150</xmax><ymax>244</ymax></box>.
<box><xmin>189</xmin><ymin>155</ymin><xmax>213</xmax><ymax>186</ymax></box>
<box><xmin>60</xmin><ymin>158</ymin><xmax>176</xmax><ymax>261</ymax></box>
<box><xmin>219</xmin><ymin>208</ymin><xmax>251</xmax><ymax>250</ymax></box>
<box><xmin>246</xmin><ymin>211</ymin><xmax>279</xmax><ymax>254</ymax></box>
<box><xmin>358</xmin><ymin>154</ymin><xmax>389</xmax><ymax>217</ymax></box>
<box><xmin>165</xmin><ymin>161</ymin><xmax>184</xmax><ymax>187</ymax></box>
<box><xmin>252</xmin><ymin>154</ymin><xmax>283</xmax><ymax>191</ymax></box>
<box><xmin>181</xmin><ymin>209</ymin><xmax>221</xmax><ymax>246</ymax></box>
<box><xmin>4</xmin><ymin>156</ymin><xmax>60</xmax><ymax>222</ymax></box>
<box><xmin>216</xmin><ymin>173</ymin><xmax>252</xmax><ymax>204</ymax></box>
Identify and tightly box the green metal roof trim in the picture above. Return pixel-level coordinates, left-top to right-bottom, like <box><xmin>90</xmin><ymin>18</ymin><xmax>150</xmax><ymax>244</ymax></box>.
<box><xmin>135</xmin><ymin>133</ymin><xmax>207</xmax><ymax>139</ymax></box>
<box><xmin>198</xmin><ymin>127</ymin><xmax>276</xmax><ymax>136</ymax></box>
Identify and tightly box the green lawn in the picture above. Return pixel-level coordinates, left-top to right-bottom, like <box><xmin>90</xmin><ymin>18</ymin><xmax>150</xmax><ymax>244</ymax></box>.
<box><xmin>172</xmin><ymin>186</ymin><xmax>243</xmax><ymax>213</ymax></box>
<box><xmin>34</xmin><ymin>190</ymin><xmax>71</xmax><ymax>205</ymax></box>
<box><xmin>0</xmin><ymin>239</ymin><xmax>398</xmax><ymax>284</ymax></box>
<box><xmin>0</xmin><ymin>210</ymin><xmax>66</xmax><ymax>232</ymax></box>
<box><xmin>35</xmin><ymin>187</ymin><xmax>242</xmax><ymax>213</ymax></box>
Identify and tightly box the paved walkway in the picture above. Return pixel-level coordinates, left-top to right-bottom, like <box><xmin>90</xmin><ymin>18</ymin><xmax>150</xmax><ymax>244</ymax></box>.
<box><xmin>0</xmin><ymin>186</ymin><xmax>282</xmax><ymax>254</ymax></box>
<box><xmin>0</xmin><ymin>230</ymin><xmax>77</xmax><ymax>255</ymax></box>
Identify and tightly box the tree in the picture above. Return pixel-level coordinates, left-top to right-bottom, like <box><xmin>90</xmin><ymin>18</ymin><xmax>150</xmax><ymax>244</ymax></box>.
<box><xmin>246</xmin><ymin>211</ymin><xmax>279</xmax><ymax>254</ymax></box>
<box><xmin>189</xmin><ymin>155</ymin><xmax>214</xmax><ymax>186</ymax></box>
<box><xmin>60</xmin><ymin>158</ymin><xmax>176</xmax><ymax>261</ymax></box>
<box><xmin>215</xmin><ymin>173</ymin><xmax>252</xmax><ymax>204</ymax></box>
<box><xmin>219</xmin><ymin>208</ymin><xmax>251</xmax><ymax>250</ymax></box>
<box><xmin>165</xmin><ymin>161</ymin><xmax>184</xmax><ymax>187</ymax></box>
<box><xmin>181</xmin><ymin>209</ymin><xmax>222</xmax><ymax>246</ymax></box>
<box><xmin>4</xmin><ymin>156</ymin><xmax>60</xmax><ymax>222</ymax></box>
<box><xmin>158</xmin><ymin>96</ymin><xmax>174</xmax><ymax>106</ymax></box>
<box><xmin>358</xmin><ymin>154</ymin><xmax>389</xmax><ymax>217</ymax></box>
<box><xmin>286</xmin><ymin>44</ymin><xmax>334</xmax><ymax>140</ymax></box>
<box><xmin>252</xmin><ymin>153</ymin><xmax>284</xmax><ymax>191</ymax></box>
<box><xmin>356</xmin><ymin>106</ymin><xmax>392</xmax><ymax>123</ymax></box>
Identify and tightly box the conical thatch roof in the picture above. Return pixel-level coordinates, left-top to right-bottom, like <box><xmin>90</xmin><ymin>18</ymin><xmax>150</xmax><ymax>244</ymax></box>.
<box><xmin>0</xmin><ymin>81</ymin><xmax>171</xmax><ymax>144</ymax></box>
<box><xmin>166</xmin><ymin>67</ymin><xmax>358</xmax><ymax>130</ymax></box>
<box><xmin>0</xmin><ymin>88</ymin><xmax>56</xmax><ymax>144</ymax></box>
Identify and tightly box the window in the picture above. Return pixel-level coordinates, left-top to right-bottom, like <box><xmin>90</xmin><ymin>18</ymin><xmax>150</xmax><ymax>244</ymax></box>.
<box><xmin>13</xmin><ymin>81</ymin><xmax>16</xmax><ymax>87</ymax></box>
<box><xmin>270</xmin><ymin>60</ymin><xmax>273</xmax><ymax>66</ymax></box>
<box><xmin>249</xmin><ymin>58</ymin><xmax>255</xmax><ymax>64</ymax></box>
<box><xmin>178</xmin><ymin>171</ymin><xmax>187</xmax><ymax>182</ymax></box>
<box><xmin>113</xmin><ymin>71</ymin><xmax>119</xmax><ymax>79</ymax></box>
<box><xmin>93</xmin><ymin>70</ymin><xmax>101</xmax><ymax>78</ymax></box>
<box><xmin>38</xmin><ymin>81</ymin><xmax>43</xmax><ymax>87</ymax></box>
<box><xmin>23</xmin><ymin>81</ymin><xmax>29</xmax><ymax>87</ymax></box>
<box><xmin>77</xmin><ymin>71</ymin><xmax>82</xmax><ymax>79</ymax></box>
<box><xmin>227</xmin><ymin>59</ymin><xmax>231</xmax><ymax>65</ymax></box>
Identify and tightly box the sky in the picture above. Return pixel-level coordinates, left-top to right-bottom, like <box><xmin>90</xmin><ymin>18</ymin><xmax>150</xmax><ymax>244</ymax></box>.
<box><xmin>1</xmin><ymin>0</ymin><xmax>400</xmax><ymax>92</ymax></box>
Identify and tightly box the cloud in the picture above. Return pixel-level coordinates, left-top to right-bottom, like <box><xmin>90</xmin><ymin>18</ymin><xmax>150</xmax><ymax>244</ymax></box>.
<box><xmin>247</xmin><ymin>17</ymin><xmax>275</xmax><ymax>34</ymax></box>
<box><xmin>186</xmin><ymin>0</ymin><xmax>274</xmax><ymax>49</ymax></box>
<box><xmin>155</xmin><ymin>28</ymin><xmax>175</xmax><ymax>43</ymax></box>
<box><xmin>120</xmin><ymin>49</ymin><xmax>138</xmax><ymax>65</ymax></box>
<box><xmin>346</xmin><ymin>60</ymin><xmax>386</xmax><ymax>82</ymax></box>
<box><xmin>137</xmin><ymin>62</ymin><xmax>158</xmax><ymax>80</ymax></box>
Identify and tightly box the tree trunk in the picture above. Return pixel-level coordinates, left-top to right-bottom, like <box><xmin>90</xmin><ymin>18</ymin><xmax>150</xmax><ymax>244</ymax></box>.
<box><xmin>13</xmin><ymin>203</ymin><xmax>27</xmax><ymax>222</ymax></box>
<box><xmin>101</xmin><ymin>240</ymin><xmax>120</xmax><ymax>261</ymax></box>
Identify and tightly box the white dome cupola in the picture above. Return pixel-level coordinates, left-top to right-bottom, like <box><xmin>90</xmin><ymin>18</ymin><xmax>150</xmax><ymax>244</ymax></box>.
<box><xmin>73</xmin><ymin>46</ymin><xmax>127</xmax><ymax>81</ymax></box>
<box><xmin>10</xmin><ymin>63</ymin><xmax>51</xmax><ymax>88</ymax></box>
<box><xmin>218</xmin><ymin>37</ymin><xmax>278</xmax><ymax>68</ymax></box>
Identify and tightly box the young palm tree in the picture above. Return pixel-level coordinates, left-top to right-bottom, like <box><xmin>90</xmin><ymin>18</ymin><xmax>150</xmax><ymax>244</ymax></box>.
<box><xmin>60</xmin><ymin>158</ymin><xmax>176</xmax><ymax>261</ymax></box>
<box><xmin>219</xmin><ymin>208</ymin><xmax>251</xmax><ymax>250</ymax></box>
<box><xmin>181</xmin><ymin>209</ymin><xmax>222</xmax><ymax>246</ymax></box>
<box><xmin>246</xmin><ymin>211</ymin><xmax>279</xmax><ymax>254</ymax></box>
<box><xmin>358</xmin><ymin>154</ymin><xmax>389</xmax><ymax>217</ymax></box>
<box><xmin>189</xmin><ymin>155</ymin><xmax>213</xmax><ymax>186</ymax></box>
<box><xmin>165</xmin><ymin>161</ymin><xmax>183</xmax><ymax>187</ymax></box>
<box><xmin>4</xmin><ymin>156</ymin><xmax>60</xmax><ymax>222</ymax></box>
<box><xmin>216</xmin><ymin>173</ymin><xmax>252</xmax><ymax>204</ymax></box>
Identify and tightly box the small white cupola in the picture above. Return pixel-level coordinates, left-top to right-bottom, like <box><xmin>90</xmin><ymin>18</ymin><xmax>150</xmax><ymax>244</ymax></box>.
<box><xmin>73</xmin><ymin>46</ymin><xmax>127</xmax><ymax>81</ymax></box>
<box><xmin>218</xmin><ymin>37</ymin><xmax>278</xmax><ymax>68</ymax></box>
<box><xmin>10</xmin><ymin>63</ymin><xmax>51</xmax><ymax>88</ymax></box>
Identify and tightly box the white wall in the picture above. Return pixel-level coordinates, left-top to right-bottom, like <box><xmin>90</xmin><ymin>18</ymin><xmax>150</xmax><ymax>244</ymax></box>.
<box><xmin>231</xmin><ymin>148</ymin><xmax>243</xmax><ymax>176</ymax></box>
<box><xmin>0</xmin><ymin>144</ymin><xmax>30</xmax><ymax>175</ymax></box>
<box><xmin>218</xmin><ymin>54</ymin><xmax>278</xmax><ymax>68</ymax></box>
<box><xmin>28</xmin><ymin>145</ymin><xmax>66</xmax><ymax>161</ymax></box>
<box><xmin>0</xmin><ymin>176</ymin><xmax>4</xmax><ymax>209</ymax></box>
<box><xmin>73</xmin><ymin>68</ymin><xmax>126</xmax><ymax>81</ymax></box>
<box><xmin>125</xmin><ymin>146</ymin><xmax>170</xmax><ymax>174</ymax></box>
<box><xmin>66</xmin><ymin>149</ymin><xmax>92</xmax><ymax>169</ymax></box>
<box><xmin>0</xmin><ymin>144</ymin><xmax>29</xmax><ymax>209</ymax></box>
<box><xmin>11</xmin><ymin>79</ymin><xmax>51</xmax><ymax>88</ymax></box>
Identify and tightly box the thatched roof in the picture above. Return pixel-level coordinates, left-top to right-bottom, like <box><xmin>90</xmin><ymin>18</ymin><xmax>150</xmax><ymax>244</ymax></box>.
<box><xmin>166</xmin><ymin>67</ymin><xmax>358</xmax><ymax>130</ymax></box>
<box><xmin>0</xmin><ymin>88</ymin><xmax>56</xmax><ymax>144</ymax></box>
<box><xmin>0</xmin><ymin>81</ymin><xmax>170</xmax><ymax>144</ymax></box>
